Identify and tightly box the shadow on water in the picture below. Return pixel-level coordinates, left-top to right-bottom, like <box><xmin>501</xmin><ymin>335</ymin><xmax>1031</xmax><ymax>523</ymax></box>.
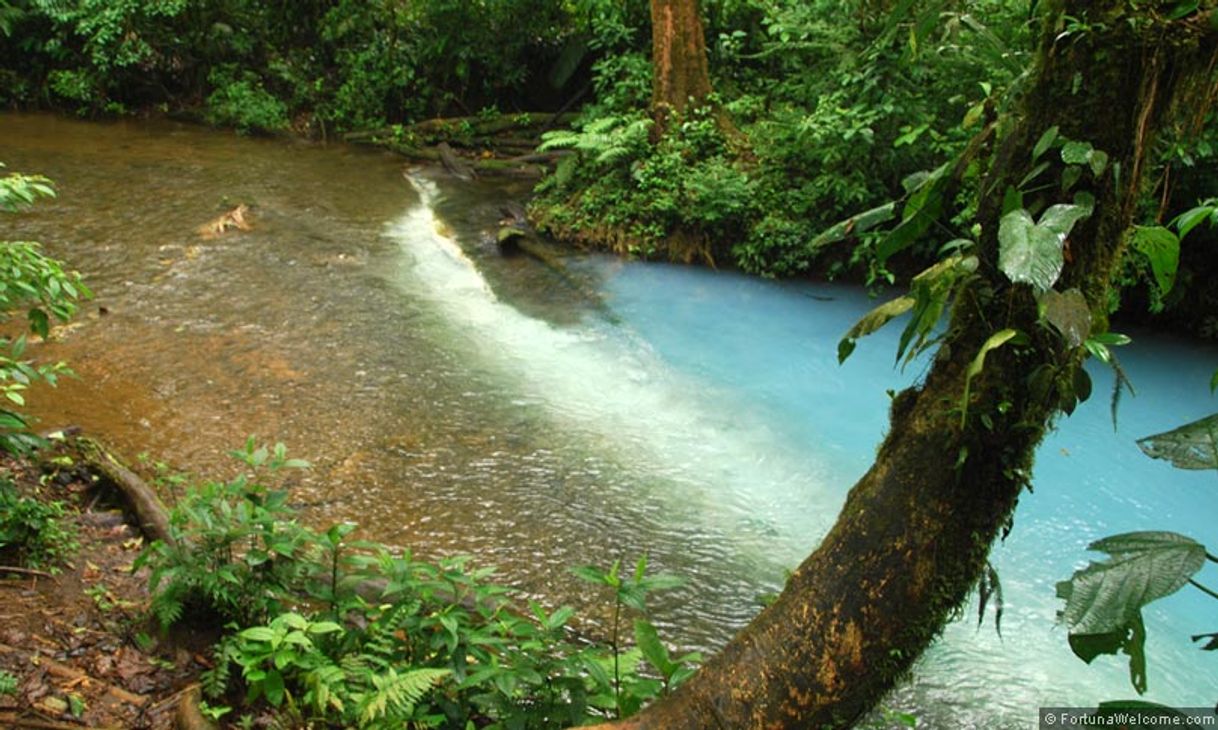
<box><xmin>5</xmin><ymin>113</ymin><xmax>1217</xmax><ymax>727</ymax></box>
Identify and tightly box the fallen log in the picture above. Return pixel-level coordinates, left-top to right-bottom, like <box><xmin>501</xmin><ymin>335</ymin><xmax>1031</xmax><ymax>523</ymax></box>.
<box><xmin>69</xmin><ymin>438</ymin><xmax>174</xmax><ymax>546</ymax></box>
<box><xmin>437</xmin><ymin>141</ymin><xmax>475</xmax><ymax>180</ymax></box>
<box><xmin>343</xmin><ymin>112</ymin><xmax>576</xmax><ymax>144</ymax></box>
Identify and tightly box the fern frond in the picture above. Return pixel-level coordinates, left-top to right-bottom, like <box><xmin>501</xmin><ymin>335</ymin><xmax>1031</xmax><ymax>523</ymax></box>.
<box><xmin>538</xmin><ymin>130</ymin><xmax>583</xmax><ymax>152</ymax></box>
<box><xmin>357</xmin><ymin>667</ymin><xmax>449</xmax><ymax>724</ymax></box>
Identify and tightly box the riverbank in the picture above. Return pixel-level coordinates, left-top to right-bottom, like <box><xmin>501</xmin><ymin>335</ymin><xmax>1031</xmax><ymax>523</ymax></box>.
<box><xmin>0</xmin><ymin>447</ymin><xmax>207</xmax><ymax>729</ymax></box>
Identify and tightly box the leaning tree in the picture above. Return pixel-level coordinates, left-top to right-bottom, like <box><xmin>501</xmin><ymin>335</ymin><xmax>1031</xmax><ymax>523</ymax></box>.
<box><xmin>586</xmin><ymin>2</ymin><xmax>1218</xmax><ymax>727</ymax></box>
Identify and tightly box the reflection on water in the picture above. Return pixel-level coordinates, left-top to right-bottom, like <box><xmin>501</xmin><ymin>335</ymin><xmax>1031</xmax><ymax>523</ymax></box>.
<box><xmin>5</xmin><ymin>113</ymin><xmax>1216</xmax><ymax>727</ymax></box>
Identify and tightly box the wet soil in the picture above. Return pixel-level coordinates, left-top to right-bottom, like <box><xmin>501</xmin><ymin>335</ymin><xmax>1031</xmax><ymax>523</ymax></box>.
<box><xmin>0</xmin><ymin>452</ymin><xmax>207</xmax><ymax>729</ymax></box>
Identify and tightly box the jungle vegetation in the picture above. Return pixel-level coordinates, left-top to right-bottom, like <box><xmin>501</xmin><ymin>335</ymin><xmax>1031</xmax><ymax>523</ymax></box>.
<box><xmin>2</xmin><ymin>0</ymin><xmax>1217</xmax><ymax>728</ymax></box>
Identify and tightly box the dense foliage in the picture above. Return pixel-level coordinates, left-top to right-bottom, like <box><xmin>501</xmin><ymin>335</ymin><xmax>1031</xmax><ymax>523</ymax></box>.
<box><xmin>0</xmin><ymin>0</ymin><xmax>592</xmax><ymax>132</ymax></box>
<box><xmin>137</xmin><ymin>440</ymin><xmax>700</xmax><ymax>728</ymax></box>
<box><xmin>4</xmin><ymin>0</ymin><xmax>1217</xmax><ymax>333</ymax></box>
<box><xmin>0</xmin><ymin>476</ymin><xmax>78</xmax><ymax>569</ymax></box>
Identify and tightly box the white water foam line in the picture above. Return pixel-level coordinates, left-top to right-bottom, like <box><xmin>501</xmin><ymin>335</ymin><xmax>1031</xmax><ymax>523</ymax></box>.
<box><xmin>386</xmin><ymin>174</ymin><xmax>839</xmax><ymax>561</ymax></box>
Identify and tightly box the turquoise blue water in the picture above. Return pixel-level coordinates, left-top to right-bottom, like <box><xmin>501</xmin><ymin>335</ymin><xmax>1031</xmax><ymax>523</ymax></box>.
<box><xmin>597</xmin><ymin>261</ymin><xmax>1218</xmax><ymax>724</ymax></box>
<box><xmin>396</xmin><ymin>176</ymin><xmax>1217</xmax><ymax>725</ymax></box>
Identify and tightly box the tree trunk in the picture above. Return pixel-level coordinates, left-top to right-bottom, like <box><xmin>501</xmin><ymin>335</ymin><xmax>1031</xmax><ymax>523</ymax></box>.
<box><xmin>649</xmin><ymin>0</ymin><xmax>712</xmax><ymax>138</ymax></box>
<box><xmin>585</xmin><ymin>4</ymin><xmax>1218</xmax><ymax>728</ymax></box>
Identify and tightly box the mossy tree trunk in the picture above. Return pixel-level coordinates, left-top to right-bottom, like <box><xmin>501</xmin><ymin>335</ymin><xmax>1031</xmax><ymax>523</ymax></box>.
<box><xmin>649</xmin><ymin>0</ymin><xmax>712</xmax><ymax>138</ymax></box>
<box><xmin>583</xmin><ymin>3</ymin><xmax>1218</xmax><ymax>728</ymax></box>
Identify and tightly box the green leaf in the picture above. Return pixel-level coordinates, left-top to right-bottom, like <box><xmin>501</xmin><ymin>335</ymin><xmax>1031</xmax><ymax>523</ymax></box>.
<box><xmin>1039</xmin><ymin>201</ymin><xmax>1092</xmax><ymax>237</ymax></box>
<box><xmin>838</xmin><ymin>296</ymin><xmax>914</xmax><ymax>364</ymax></box>
<box><xmin>968</xmin><ymin>328</ymin><xmax>1020</xmax><ymax>381</ymax></box>
<box><xmin>1061</xmin><ymin>140</ymin><xmax>1093</xmax><ymax>165</ymax></box>
<box><xmin>876</xmin><ymin>163</ymin><xmax>950</xmax><ymax>263</ymax></box>
<box><xmin>1001</xmin><ymin>186</ymin><xmax>1024</xmax><ymax>216</ymax></box>
<box><xmin>306</xmin><ymin>621</ymin><xmax>343</xmax><ymax>635</ymax></box>
<box><xmin>1136</xmin><ymin>413</ymin><xmax>1218</xmax><ymax>470</ymax></box>
<box><xmin>998</xmin><ymin>209</ymin><xmax>1064</xmax><ymax>292</ymax></box>
<box><xmin>1057</xmin><ymin>531</ymin><xmax>1207</xmax><ymax>637</ymax></box>
<box><xmin>1211</xmin><ymin>368</ymin><xmax>1217</xmax><ymax>393</ymax></box>
<box><xmin>1088</xmin><ymin>149</ymin><xmax>1109</xmax><ymax>177</ymax></box>
<box><xmin>571</xmin><ymin>565</ymin><xmax>608</xmax><ymax>585</ymax></box>
<box><xmin>27</xmin><ymin>308</ymin><xmax>49</xmax><ymax>339</ymax></box>
<box><xmin>896</xmin><ymin>255</ymin><xmax>978</xmax><ymax>366</ymax></box>
<box><xmin>1033</xmin><ymin>125</ymin><xmax>1059</xmax><ymax>160</ymax></box>
<box><xmin>634</xmin><ymin>620</ymin><xmax>676</xmax><ymax>678</ymax></box>
<box><xmin>961</xmin><ymin>328</ymin><xmax>1023</xmax><ymax>427</ymax></box>
<box><xmin>1173</xmin><ymin>203</ymin><xmax>1216</xmax><ymax>240</ymax></box>
<box><xmin>1129</xmin><ymin>225</ymin><xmax>1180</xmax><ymax>296</ymax></box>
<box><xmin>1041</xmin><ymin>288</ymin><xmax>1092</xmax><ymax>348</ymax></box>
<box><xmin>1064</xmin><ymin>612</ymin><xmax>1148</xmax><ymax>693</ymax></box>
<box><xmin>263</xmin><ymin>669</ymin><xmax>285</xmax><ymax>707</ymax></box>
<box><xmin>808</xmin><ymin>201</ymin><xmax>897</xmax><ymax>250</ymax></box>
<box><xmin>239</xmin><ymin>627</ymin><xmax>276</xmax><ymax>643</ymax></box>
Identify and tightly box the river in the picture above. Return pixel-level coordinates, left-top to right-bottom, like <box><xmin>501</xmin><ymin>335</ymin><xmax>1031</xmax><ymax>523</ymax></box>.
<box><xmin>3</xmin><ymin>113</ymin><xmax>1216</xmax><ymax>728</ymax></box>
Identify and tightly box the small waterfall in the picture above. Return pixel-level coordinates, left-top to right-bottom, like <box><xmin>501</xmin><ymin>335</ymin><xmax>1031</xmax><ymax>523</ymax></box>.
<box><xmin>387</xmin><ymin>174</ymin><xmax>840</xmax><ymax>565</ymax></box>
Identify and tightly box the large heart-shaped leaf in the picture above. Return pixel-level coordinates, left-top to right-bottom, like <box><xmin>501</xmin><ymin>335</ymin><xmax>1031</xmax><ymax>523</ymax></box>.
<box><xmin>1136</xmin><ymin>412</ymin><xmax>1218</xmax><ymax>470</ymax></box>
<box><xmin>998</xmin><ymin>203</ymin><xmax>1092</xmax><ymax>292</ymax></box>
<box><xmin>998</xmin><ymin>210</ymin><xmax>1066</xmax><ymax>292</ymax></box>
<box><xmin>1041</xmin><ymin>288</ymin><xmax>1092</xmax><ymax>348</ymax></box>
<box><xmin>1057</xmin><ymin>531</ymin><xmax>1207</xmax><ymax>637</ymax></box>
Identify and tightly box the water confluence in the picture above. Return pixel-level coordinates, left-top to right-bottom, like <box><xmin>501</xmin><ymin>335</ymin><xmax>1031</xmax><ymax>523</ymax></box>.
<box><xmin>4</xmin><ymin>113</ymin><xmax>1216</xmax><ymax>727</ymax></box>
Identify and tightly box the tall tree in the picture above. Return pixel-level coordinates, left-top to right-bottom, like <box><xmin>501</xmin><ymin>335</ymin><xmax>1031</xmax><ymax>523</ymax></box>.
<box><xmin>586</xmin><ymin>2</ymin><xmax>1218</xmax><ymax>727</ymax></box>
<box><xmin>649</xmin><ymin>0</ymin><xmax>712</xmax><ymax>137</ymax></box>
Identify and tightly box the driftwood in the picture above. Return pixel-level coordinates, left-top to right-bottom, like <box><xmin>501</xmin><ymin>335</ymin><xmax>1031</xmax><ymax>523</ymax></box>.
<box><xmin>70</xmin><ymin>438</ymin><xmax>174</xmax><ymax>546</ymax></box>
<box><xmin>344</xmin><ymin>111</ymin><xmax>578</xmax><ymax>176</ymax></box>
<box><xmin>196</xmin><ymin>205</ymin><xmax>251</xmax><ymax>239</ymax></box>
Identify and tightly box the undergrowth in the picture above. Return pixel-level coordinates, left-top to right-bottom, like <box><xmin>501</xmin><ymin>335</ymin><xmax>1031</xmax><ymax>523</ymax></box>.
<box><xmin>137</xmin><ymin>439</ymin><xmax>699</xmax><ymax>729</ymax></box>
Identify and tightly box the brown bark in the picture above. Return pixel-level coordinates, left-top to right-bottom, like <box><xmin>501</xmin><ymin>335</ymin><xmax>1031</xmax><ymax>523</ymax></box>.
<box><xmin>72</xmin><ymin>437</ymin><xmax>175</xmax><ymax>546</ymax></box>
<box><xmin>592</xmin><ymin>3</ymin><xmax>1218</xmax><ymax>728</ymax></box>
<box><xmin>649</xmin><ymin>0</ymin><xmax>712</xmax><ymax>138</ymax></box>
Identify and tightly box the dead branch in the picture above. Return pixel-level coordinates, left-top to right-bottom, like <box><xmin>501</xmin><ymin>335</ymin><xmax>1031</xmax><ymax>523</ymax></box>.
<box><xmin>0</xmin><ymin>566</ymin><xmax>55</xmax><ymax>579</ymax></box>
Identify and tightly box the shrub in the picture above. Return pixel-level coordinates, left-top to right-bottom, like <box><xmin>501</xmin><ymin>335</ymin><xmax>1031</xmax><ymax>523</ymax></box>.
<box><xmin>205</xmin><ymin>66</ymin><xmax>289</xmax><ymax>134</ymax></box>
<box><xmin>0</xmin><ymin>478</ymin><xmax>78</xmax><ymax>571</ymax></box>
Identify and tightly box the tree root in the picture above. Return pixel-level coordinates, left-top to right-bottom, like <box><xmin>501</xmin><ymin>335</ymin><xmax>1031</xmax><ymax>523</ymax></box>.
<box><xmin>173</xmin><ymin>685</ymin><xmax>217</xmax><ymax>730</ymax></box>
<box><xmin>68</xmin><ymin>437</ymin><xmax>174</xmax><ymax>546</ymax></box>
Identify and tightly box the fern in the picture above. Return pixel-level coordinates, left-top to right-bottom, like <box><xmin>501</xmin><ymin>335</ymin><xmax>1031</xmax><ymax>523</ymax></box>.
<box><xmin>538</xmin><ymin>129</ymin><xmax>582</xmax><ymax>151</ymax></box>
<box><xmin>201</xmin><ymin>639</ymin><xmax>238</xmax><ymax>699</ymax></box>
<box><xmin>355</xmin><ymin>667</ymin><xmax>450</xmax><ymax>724</ymax></box>
<box><xmin>538</xmin><ymin>114</ymin><xmax>653</xmax><ymax>171</ymax></box>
